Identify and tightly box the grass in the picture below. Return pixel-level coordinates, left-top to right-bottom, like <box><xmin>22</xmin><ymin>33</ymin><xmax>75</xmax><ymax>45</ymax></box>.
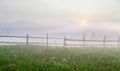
<box><xmin>0</xmin><ymin>45</ymin><xmax>120</xmax><ymax>71</ymax></box>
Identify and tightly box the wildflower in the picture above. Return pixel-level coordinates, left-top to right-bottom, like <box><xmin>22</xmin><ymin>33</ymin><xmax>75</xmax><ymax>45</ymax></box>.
<box><xmin>61</xmin><ymin>58</ymin><xmax>68</xmax><ymax>63</ymax></box>
<box><xmin>52</xmin><ymin>57</ymin><xmax>55</xmax><ymax>60</ymax></box>
<box><xmin>76</xmin><ymin>67</ymin><xmax>79</xmax><ymax>71</ymax></box>
<box><xmin>67</xmin><ymin>54</ymin><xmax>72</xmax><ymax>59</ymax></box>
<box><xmin>81</xmin><ymin>61</ymin><xmax>86</xmax><ymax>64</ymax></box>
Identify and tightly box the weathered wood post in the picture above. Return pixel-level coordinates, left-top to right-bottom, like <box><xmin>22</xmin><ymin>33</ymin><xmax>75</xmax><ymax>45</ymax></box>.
<box><xmin>46</xmin><ymin>33</ymin><xmax>48</xmax><ymax>46</ymax></box>
<box><xmin>83</xmin><ymin>33</ymin><xmax>85</xmax><ymax>47</ymax></box>
<box><xmin>103</xmin><ymin>35</ymin><xmax>106</xmax><ymax>48</ymax></box>
<box><xmin>118</xmin><ymin>36</ymin><xmax>119</xmax><ymax>48</ymax></box>
<box><xmin>26</xmin><ymin>34</ymin><xmax>29</xmax><ymax>46</ymax></box>
<box><xmin>63</xmin><ymin>37</ymin><xmax>66</xmax><ymax>47</ymax></box>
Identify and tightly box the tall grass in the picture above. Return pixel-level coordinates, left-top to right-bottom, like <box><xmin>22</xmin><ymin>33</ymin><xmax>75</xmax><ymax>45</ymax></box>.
<box><xmin>0</xmin><ymin>45</ymin><xmax>120</xmax><ymax>71</ymax></box>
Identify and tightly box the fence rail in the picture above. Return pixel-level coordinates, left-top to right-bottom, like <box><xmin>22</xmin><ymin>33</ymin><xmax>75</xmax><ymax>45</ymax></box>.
<box><xmin>0</xmin><ymin>34</ymin><xmax>120</xmax><ymax>47</ymax></box>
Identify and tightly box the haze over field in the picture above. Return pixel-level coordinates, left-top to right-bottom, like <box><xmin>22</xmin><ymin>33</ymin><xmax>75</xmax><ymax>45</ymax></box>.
<box><xmin>0</xmin><ymin>0</ymin><xmax>120</xmax><ymax>35</ymax></box>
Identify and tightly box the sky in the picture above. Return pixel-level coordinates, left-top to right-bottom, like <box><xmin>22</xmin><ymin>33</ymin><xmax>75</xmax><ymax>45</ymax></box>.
<box><xmin>0</xmin><ymin>0</ymin><xmax>120</xmax><ymax>35</ymax></box>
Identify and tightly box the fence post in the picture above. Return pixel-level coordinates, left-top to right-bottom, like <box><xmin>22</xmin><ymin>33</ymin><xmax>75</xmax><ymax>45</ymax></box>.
<box><xmin>83</xmin><ymin>33</ymin><xmax>85</xmax><ymax>47</ymax></box>
<box><xmin>46</xmin><ymin>33</ymin><xmax>48</xmax><ymax>46</ymax></box>
<box><xmin>63</xmin><ymin>37</ymin><xmax>66</xmax><ymax>47</ymax></box>
<box><xmin>118</xmin><ymin>36</ymin><xmax>119</xmax><ymax>48</ymax></box>
<box><xmin>26</xmin><ymin>34</ymin><xmax>29</xmax><ymax>46</ymax></box>
<box><xmin>103</xmin><ymin>35</ymin><xmax>106</xmax><ymax>47</ymax></box>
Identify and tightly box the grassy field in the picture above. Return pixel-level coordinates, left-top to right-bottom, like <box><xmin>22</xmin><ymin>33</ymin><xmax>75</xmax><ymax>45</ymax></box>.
<box><xmin>0</xmin><ymin>46</ymin><xmax>120</xmax><ymax>71</ymax></box>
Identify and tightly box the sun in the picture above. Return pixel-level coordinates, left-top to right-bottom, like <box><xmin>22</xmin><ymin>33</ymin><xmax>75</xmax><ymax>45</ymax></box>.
<box><xmin>80</xmin><ymin>20</ymin><xmax>87</xmax><ymax>26</ymax></box>
<box><xmin>75</xmin><ymin>19</ymin><xmax>88</xmax><ymax>27</ymax></box>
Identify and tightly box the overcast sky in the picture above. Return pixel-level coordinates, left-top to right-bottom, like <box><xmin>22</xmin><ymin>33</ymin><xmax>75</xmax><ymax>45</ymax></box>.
<box><xmin>0</xmin><ymin>0</ymin><xmax>120</xmax><ymax>35</ymax></box>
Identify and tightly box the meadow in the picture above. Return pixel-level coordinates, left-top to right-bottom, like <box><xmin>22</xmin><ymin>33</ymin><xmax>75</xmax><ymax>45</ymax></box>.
<box><xmin>0</xmin><ymin>45</ymin><xmax>120</xmax><ymax>71</ymax></box>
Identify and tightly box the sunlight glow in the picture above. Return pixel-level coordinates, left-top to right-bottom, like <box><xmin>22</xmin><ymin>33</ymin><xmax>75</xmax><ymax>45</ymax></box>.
<box><xmin>80</xmin><ymin>20</ymin><xmax>87</xmax><ymax>26</ymax></box>
<box><xmin>75</xmin><ymin>19</ymin><xmax>88</xmax><ymax>27</ymax></box>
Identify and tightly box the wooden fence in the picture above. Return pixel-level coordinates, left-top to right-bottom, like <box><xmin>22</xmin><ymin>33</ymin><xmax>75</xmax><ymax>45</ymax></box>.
<box><xmin>0</xmin><ymin>34</ymin><xmax>120</xmax><ymax>47</ymax></box>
